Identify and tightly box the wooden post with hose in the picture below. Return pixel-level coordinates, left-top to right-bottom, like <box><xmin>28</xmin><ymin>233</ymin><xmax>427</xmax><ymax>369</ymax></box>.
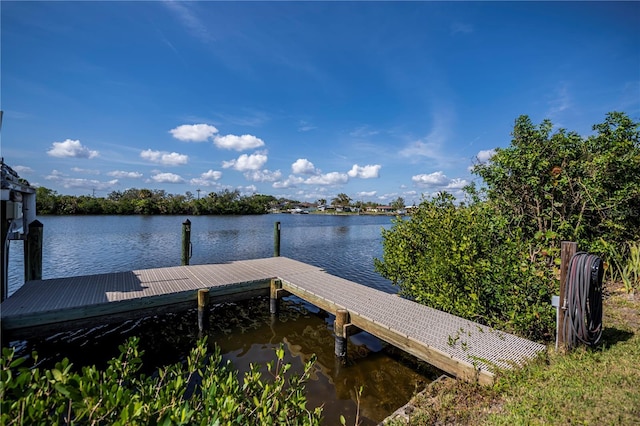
<box><xmin>558</xmin><ymin>241</ymin><xmax>577</xmax><ymax>350</ymax></box>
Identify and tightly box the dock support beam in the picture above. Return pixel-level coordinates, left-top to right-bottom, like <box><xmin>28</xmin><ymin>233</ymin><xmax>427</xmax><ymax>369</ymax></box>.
<box><xmin>557</xmin><ymin>241</ymin><xmax>577</xmax><ymax>351</ymax></box>
<box><xmin>335</xmin><ymin>309</ymin><xmax>349</xmax><ymax>360</ymax></box>
<box><xmin>181</xmin><ymin>219</ymin><xmax>191</xmax><ymax>266</ymax></box>
<box><xmin>270</xmin><ymin>279</ymin><xmax>282</xmax><ymax>315</ymax></box>
<box><xmin>273</xmin><ymin>221</ymin><xmax>281</xmax><ymax>257</ymax></box>
<box><xmin>24</xmin><ymin>220</ymin><xmax>43</xmax><ymax>282</ymax></box>
<box><xmin>197</xmin><ymin>288</ymin><xmax>209</xmax><ymax>337</ymax></box>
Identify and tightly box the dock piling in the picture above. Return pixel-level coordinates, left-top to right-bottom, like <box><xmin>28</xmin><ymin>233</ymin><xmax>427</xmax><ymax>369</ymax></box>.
<box><xmin>270</xmin><ymin>279</ymin><xmax>282</xmax><ymax>315</ymax></box>
<box><xmin>181</xmin><ymin>219</ymin><xmax>191</xmax><ymax>266</ymax></box>
<box><xmin>273</xmin><ymin>221</ymin><xmax>281</xmax><ymax>257</ymax></box>
<box><xmin>197</xmin><ymin>288</ymin><xmax>209</xmax><ymax>337</ymax></box>
<box><xmin>334</xmin><ymin>309</ymin><xmax>349</xmax><ymax>360</ymax></box>
<box><xmin>24</xmin><ymin>220</ymin><xmax>43</xmax><ymax>282</ymax></box>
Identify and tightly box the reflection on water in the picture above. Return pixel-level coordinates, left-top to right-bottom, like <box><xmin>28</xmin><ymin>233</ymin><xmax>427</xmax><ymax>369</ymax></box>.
<box><xmin>5</xmin><ymin>214</ymin><xmax>437</xmax><ymax>423</ymax></box>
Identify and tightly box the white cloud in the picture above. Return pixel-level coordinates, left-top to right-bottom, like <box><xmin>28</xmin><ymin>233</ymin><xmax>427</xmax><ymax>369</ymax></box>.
<box><xmin>13</xmin><ymin>165</ymin><xmax>33</xmax><ymax>174</ymax></box>
<box><xmin>170</xmin><ymin>124</ymin><xmax>218</xmax><ymax>142</ymax></box>
<box><xmin>222</xmin><ymin>152</ymin><xmax>268</xmax><ymax>171</ymax></box>
<box><xmin>378</xmin><ymin>193</ymin><xmax>398</xmax><ymax>202</ymax></box>
<box><xmin>446</xmin><ymin>178</ymin><xmax>469</xmax><ymax>189</ymax></box>
<box><xmin>304</xmin><ymin>172</ymin><xmax>348</xmax><ymax>186</ymax></box>
<box><xmin>107</xmin><ymin>170</ymin><xmax>143</xmax><ymax>179</ymax></box>
<box><xmin>190</xmin><ymin>169</ymin><xmax>222</xmax><ymax>187</ymax></box>
<box><xmin>412</xmin><ymin>171</ymin><xmax>449</xmax><ymax>186</ymax></box>
<box><xmin>244</xmin><ymin>169</ymin><xmax>282</xmax><ymax>182</ymax></box>
<box><xmin>45</xmin><ymin>173</ymin><xmax>117</xmax><ymax>190</ymax></box>
<box><xmin>273</xmin><ymin>175</ymin><xmax>304</xmax><ymax>189</ymax></box>
<box><xmin>202</xmin><ymin>169</ymin><xmax>223</xmax><ymax>180</ymax></box>
<box><xmin>71</xmin><ymin>167</ymin><xmax>100</xmax><ymax>175</ymax></box>
<box><xmin>476</xmin><ymin>149</ymin><xmax>496</xmax><ymax>163</ymax></box>
<box><xmin>347</xmin><ymin>164</ymin><xmax>381</xmax><ymax>179</ymax></box>
<box><xmin>214</xmin><ymin>134</ymin><xmax>265</xmax><ymax>151</ymax></box>
<box><xmin>239</xmin><ymin>185</ymin><xmax>258</xmax><ymax>194</ymax></box>
<box><xmin>151</xmin><ymin>172</ymin><xmax>185</xmax><ymax>183</ymax></box>
<box><xmin>356</xmin><ymin>191</ymin><xmax>377</xmax><ymax>197</ymax></box>
<box><xmin>47</xmin><ymin>139</ymin><xmax>99</xmax><ymax>159</ymax></box>
<box><xmin>140</xmin><ymin>149</ymin><xmax>188</xmax><ymax>166</ymax></box>
<box><xmin>291</xmin><ymin>158</ymin><xmax>317</xmax><ymax>175</ymax></box>
<box><xmin>411</xmin><ymin>172</ymin><xmax>469</xmax><ymax>195</ymax></box>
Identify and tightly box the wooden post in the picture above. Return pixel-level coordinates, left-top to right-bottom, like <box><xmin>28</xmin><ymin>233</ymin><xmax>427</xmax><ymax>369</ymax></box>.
<box><xmin>270</xmin><ymin>279</ymin><xmax>282</xmax><ymax>315</ymax></box>
<box><xmin>1</xmin><ymin>204</ymin><xmax>9</xmax><ymax>302</ymax></box>
<box><xmin>273</xmin><ymin>221</ymin><xmax>281</xmax><ymax>257</ymax></box>
<box><xmin>558</xmin><ymin>241</ymin><xmax>577</xmax><ymax>350</ymax></box>
<box><xmin>197</xmin><ymin>288</ymin><xmax>209</xmax><ymax>337</ymax></box>
<box><xmin>24</xmin><ymin>220</ymin><xmax>43</xmax><ymax>282</ymax></box>
<box><xmin>335</xmin><ymin>309</ymin><xmax>349</xmax><ymax>360</ymax></box>
<box><xmin>181</xmin><ymin>219</ymin><xmax>191</xmax><ymax>266</ymax></box>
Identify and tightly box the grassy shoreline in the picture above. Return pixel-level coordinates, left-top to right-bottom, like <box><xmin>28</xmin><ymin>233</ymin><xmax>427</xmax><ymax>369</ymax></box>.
<box><xmin>384</xmin><ymin>281</ymin><xmax>640</xmax><ymax>425</ymax></box>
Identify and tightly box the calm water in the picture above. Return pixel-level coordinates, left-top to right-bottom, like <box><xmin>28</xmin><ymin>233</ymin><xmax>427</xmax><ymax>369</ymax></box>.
<box><xmin>8</xmin><ymin>214</ymin><xmax>396</xmax><ymax>294</ymax></box>
<box><xmin>6</xmin><ymin>214</ymin><xmax>438</xmax><ymax>424</ymax></box>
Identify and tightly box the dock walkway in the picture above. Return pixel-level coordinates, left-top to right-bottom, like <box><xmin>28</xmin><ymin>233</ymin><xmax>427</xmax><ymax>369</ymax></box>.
<box><xmin>1</xmin><ymin>257</ymin><xmax>545</xmax><ymax>384</ymax></box>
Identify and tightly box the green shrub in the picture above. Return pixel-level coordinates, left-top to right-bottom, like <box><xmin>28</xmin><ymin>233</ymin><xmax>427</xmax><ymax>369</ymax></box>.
<box><xmin>0</xmin><ymin>337</ymin><xmax>322</xmax><ymax>425</ymax></box>
<box><xmin>374</xmin><ymin>193</ymin><xmax>555</xmax><ymax>341</ymax></box>
<box><xmin>375</xmin><ymin>112</ymin><xmax>639</xmax><ymax>342</ymax></box>
<box><xmin>473</xmin><ymin>112</ymin><xmax>639</xmax><ymax>250</ymax></box>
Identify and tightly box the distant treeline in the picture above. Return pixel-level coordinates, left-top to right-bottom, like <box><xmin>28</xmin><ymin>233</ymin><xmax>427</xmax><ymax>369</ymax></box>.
<box><xmin>35</xmin><ymin>187</ymin><xmax>282</xmax><ymax>215</ymax></box>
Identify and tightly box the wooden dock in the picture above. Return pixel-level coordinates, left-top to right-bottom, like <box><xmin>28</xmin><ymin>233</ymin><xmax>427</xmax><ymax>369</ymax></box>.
<box><xmin>1</xmin><ymin>257</ymin><xmax>545</xmax><ymax>384</ymax></box>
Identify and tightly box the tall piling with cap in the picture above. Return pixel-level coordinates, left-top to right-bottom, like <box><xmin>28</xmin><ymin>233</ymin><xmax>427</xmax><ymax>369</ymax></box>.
<box><xmin>273</xmin><ymin>221</ymin><xmax>281</xmax><ymax>257</ymax></box>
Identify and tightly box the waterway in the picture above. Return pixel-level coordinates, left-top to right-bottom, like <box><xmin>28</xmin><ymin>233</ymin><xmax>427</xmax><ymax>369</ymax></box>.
<box><xmin>6</xmin><ymin>214</ymin><xmax>440</xmax><ymax>424</ymax></box>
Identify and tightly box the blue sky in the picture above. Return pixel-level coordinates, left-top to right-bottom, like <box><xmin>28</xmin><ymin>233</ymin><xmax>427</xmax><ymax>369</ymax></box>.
<box><xmin>2</xmin><ymin>1</ymin><xmax>638</xmax><ymax>205</ymax></box>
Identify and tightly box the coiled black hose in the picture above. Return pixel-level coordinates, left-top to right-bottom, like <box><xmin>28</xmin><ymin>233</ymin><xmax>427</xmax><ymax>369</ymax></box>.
<box><xmin>561</xmin><ymin>252</ymin><xmax>603</xmax><ymax>349</ymax></box>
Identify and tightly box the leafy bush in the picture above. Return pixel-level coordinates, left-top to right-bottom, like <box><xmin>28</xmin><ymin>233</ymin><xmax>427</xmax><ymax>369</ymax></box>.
<box><xmin>374</xmin><ymin>193</ymin><xmax>555</xmax><ymax>341</ymax></box>
<box><xmin>473</xmin><ymin>111</ymin><xmax>639</xmax><ymax>250</ymax></box>
<box><xmin>0</xmin><ymin>337</ymin><xmax>322</xmax><ymax>425</ymax></box>
<box><xmin>376</xmin><ymin>112</ymin><xmax>639</xmax><ymax>341</ymax></box>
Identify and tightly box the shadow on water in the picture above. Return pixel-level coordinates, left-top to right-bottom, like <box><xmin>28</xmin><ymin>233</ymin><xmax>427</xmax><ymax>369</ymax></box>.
<box><xmin>13</xmin><ymin>296</ymin><xmax>441</xmax><ymax>425</ymax></box>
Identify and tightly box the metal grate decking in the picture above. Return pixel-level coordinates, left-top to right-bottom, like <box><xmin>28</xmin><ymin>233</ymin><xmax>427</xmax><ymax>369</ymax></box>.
<box><xmin>1</xmin><ymin>257</ymin><xmax>546</xmax><ymax>383</ymax></box>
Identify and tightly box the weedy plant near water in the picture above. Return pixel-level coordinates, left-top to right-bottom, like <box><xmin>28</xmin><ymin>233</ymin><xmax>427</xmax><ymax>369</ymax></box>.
<box><xmin>0</xmin><ymin>337</ymin><xmax>322</xmax><ymax>425</ymax></box>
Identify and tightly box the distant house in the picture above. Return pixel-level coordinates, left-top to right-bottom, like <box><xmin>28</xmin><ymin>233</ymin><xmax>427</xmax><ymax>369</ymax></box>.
<box><xmin>375</xmin><ymin>205</ymin><xmax>395</xmax><ymax>213</ymax></box>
